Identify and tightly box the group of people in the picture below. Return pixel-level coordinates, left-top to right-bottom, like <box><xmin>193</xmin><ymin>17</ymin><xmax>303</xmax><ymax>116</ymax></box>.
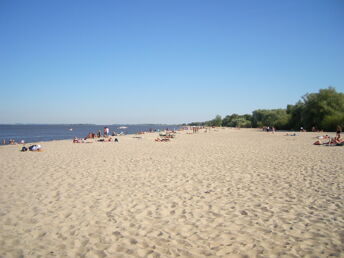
<box><xmin>21</xmin><ymin>144</ymin><xmax>42</xmax><ymax>152</ymax></box>
<box><xmin>313</xmin><ymin>126</ymin><xmax>343</xmax><ymax>146</ymax></box>
<box><xmin>2</xmin><ymin>139</ymin><xmax>19</xmax><ymax>145</ymax></box>
<box><xmin>73</xmin><ymin>126</ymin><xmax>119</xmax><ymax>143</ymax></box>
<box><xmin>2</xmin><ymin>139</ymin><xmax>25</xmax><ymax>145</ymax></box>
<box><xmin>73</xmin><ymin>136</ymin><xmax>119</xmax><ymax>143</ymax></box>
<box><xmin>155</xmin><ymin>131</ymin><xmax>177</xmax><ymax>142</ymax></box>
<box><xmin>192</xmin><ymin>127</ymin><xmax>202</xmax><ymax>133</ymax></box>
<box><xmin>84</xmin><ymin>127</ymin><xmax>121</xmax><ymax>140</ymax></box>
<box><xmin>263</xmin><ymin>126</ymin><xmax>275</xmax><ymax>132</ymax></box>
<box><xmin>97</xmin><ymin>137</ymin><xmax>118</xmax><ymax>142</ymax></box>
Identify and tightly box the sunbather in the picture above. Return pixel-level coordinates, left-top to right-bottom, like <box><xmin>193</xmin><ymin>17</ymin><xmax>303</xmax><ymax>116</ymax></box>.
<box><xmin>314</xmin><ymin>137</ymin><xmax>344</xmax><ymax>146</ymax></box>
<box><xmin>29</xmin><ymin>144</ymin><xmax>42</xmax><ymax>151</ymax></box>
<box><xmin>155</xmin><ymin>138</ymin><xmax>170</xmax><ymax>142</ymax></box>
<box><xmin>73</xmin><ymin>137</ymin><xmax>83</xmax><ymax>143</ymax></box>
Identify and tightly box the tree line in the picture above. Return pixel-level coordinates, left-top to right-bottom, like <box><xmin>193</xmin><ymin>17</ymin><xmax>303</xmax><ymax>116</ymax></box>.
<box><xmin>187</xmin><ymin>87</ymin><xmax>344</xmax><ymax>131</ymax></box>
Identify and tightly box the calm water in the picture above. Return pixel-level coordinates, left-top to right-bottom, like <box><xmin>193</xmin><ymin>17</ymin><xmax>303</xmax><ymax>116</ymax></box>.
<box><xmin>0</xmin><ymin>124</ymin><xmax>180</xmax><ymax>144</ymax></box>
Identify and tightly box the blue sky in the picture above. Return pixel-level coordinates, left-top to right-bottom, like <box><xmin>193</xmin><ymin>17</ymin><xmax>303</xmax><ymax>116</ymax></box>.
<box><xmin>0</xmin><ymin>0</ymin><xmax>343</xmax><ymax>124</ymax></box>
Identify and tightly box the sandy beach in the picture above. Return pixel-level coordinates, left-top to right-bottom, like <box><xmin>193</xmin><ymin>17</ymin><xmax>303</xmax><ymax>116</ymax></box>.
<box><xmin>0</xmin><ymin>128</ymin><xmax>343</xmax><ymax>257</ymax></box>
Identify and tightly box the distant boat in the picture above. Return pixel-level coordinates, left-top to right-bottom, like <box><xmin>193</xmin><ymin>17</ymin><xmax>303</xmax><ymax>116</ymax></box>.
<box><xmin>69</xmin><ymin>128</ymin><xmax>73</xmax><ymax>131</ymax></box>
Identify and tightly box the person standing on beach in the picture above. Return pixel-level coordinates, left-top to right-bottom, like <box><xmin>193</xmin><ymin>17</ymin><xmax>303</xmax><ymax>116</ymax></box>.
<box><xmin>104</xmin><ymin>127</ymin><xmax>109</xmax><ymax>137</ymax></box>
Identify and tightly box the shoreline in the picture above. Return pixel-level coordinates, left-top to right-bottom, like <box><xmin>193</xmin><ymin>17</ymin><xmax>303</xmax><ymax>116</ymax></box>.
<box><xmin>0</xmin><ymin>124</ymin><xmax>182</xmax><ymax>146</ymax></box>
<box><xmin>0</xmin><ymin>127</ymin><xmax>338</xmax><ymax>147</ymax></box>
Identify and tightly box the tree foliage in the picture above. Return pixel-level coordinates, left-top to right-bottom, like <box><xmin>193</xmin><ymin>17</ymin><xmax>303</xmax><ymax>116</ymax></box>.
<box><xmin>222</xmin><ymin>114</ymin><xmax>252</xmax><ymax>127</ymax></box>
<box><xmin>252</xmin><ymin>109</ymin><xmax>289</xmax><ymax>129</ymax></box>
<box><xmin>206</xmin><ymin>115</ymin><xmax>222</xmax><ymax>127</ymax></box>
<box><xmin>187</xmin><ymin>87</ymin><xmax>344</xmax><ymax>132</ymax></box>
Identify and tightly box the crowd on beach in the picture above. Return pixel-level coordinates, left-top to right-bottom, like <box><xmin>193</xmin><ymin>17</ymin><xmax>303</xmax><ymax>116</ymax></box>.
<box><xmin>72</xmin><ymin>126</ymin><xmax>182</xmax><ymax>143</ymax></box>
<box><xmin>260</xmin><ymin>124</ymin><xmax>343</xmax><ymax>146</ymax></box>
<box><xmin>2</xmin><ymin>139</ymin><xmax>25</xmax><ymax>145</ymax></box>
<box><xmin>154</xmin><ymin>126</ymin><xmax>210</xmax><ymax>141</ymax></box>
<box><xmin>2</xmin><ymin>125</ymin><xmax>343</xmax><ymax>149</ymax></box>
<box><xmin>72</xmin><ymin>127</ymin><xmax>120</xmax><ymax>143</ymax></box>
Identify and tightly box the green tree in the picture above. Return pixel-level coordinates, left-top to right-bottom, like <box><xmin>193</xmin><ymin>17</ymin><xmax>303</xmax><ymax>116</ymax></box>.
<box><xmin>213</xmin><ymin>115</ymin><xmax>222</xmax><ymax>127</ymax></box>
<box><xmin>222</xmin><ymin>114</ymin><xmax>252</xmax><ymax>127</ymax></box>
<box><xmin>189</xmin><ymin>87</ymin><xmax>344</xmax><ymax>132</ymax></box>
<box><xmin>206</xmin><ymin>115</ymin><xmax>222</xmax><ymax>127</ymax></box>
<box><xmin>252</xmin><ymin>109</ymin><xmax>288</xmax><ymax>129</ymax></box>
<box><xmin>300</xmin><ymin>87</ymin><xmax>344</xmax><ymax>131</ymax></box>
<box><xmin>286</xmin><ymin>102</ymin><xmax>304</xmax><ymax>130</ymax></box>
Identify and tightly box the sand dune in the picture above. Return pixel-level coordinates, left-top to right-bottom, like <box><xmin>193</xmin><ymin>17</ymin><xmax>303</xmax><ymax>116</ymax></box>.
<box><xmin>0</xmin><ymin>128</ymin><xmax>343</xmax><ymax>257</ymax></box>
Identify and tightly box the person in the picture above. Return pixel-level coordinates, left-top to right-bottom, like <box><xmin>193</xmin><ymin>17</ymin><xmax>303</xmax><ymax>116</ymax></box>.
<box><xmin>104</xmin><ymin>127</ymin><xmax>109</xmax><ymax>137</ymax></box>
<box><xmin>97</xmin><ymin>130</ymin><xmax>101</xmax><ymax>138</ymax></box>
<box><xmin>334</xmin><ymin>137</ymin><xmax>343</xmax><ymax>144</ymax></box>
<box><xmin>73</xmin><ymin>137</ymin><xmax>81</xmax><ymax>143</ymax></box>
<box><xmin>314</xmin><ymin>136</ymin><xmax>343</xmax><ymax>146</ymax></box>
<box><xmin>336</xmin><ymin>125</ymin><xmax>342</xmax><ymax>139</ymax></box>
<box><xmin>2</xmin><ymin>139</ymin><xmax>6</xmax><ymax>145</ymax></box>
<box><xmin>29</xmin><ymin>144</ymin><xmax>42</xmax><ymax>151</ymax></box>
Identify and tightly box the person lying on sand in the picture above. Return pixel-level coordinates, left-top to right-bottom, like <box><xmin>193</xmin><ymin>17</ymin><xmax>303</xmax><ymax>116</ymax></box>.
<box><xmin>97</xmin><ymin>137</ymin><xmax>117</xmax><ymax>142</ymax></box>
<box><xmin>314</xmin><ymin>136</ymin><xmax>344</xmax><ymax>146</ymax></box>
<box><xmin>73</xmin><ymin>137</ymin><xmax>92</xmax><ymax>143</ymax></box>
<box><xmin>313</xmin><ymin>140</ymin><xmax>324</xmax><ymax>145</ymax></box>
<box><xmin>28</xmin><ymin>144</ymin><xmax>42</xmax><ymax>151</ymax></box>
<box><xmin>155</xmin><ymin>138</ymin><xmax>170</xmax><ymax>142</ymax></box>
<box><xmin>334</xmin><ymin>136</ymin><xmax>344</xmax><ymax>145</ymax></box>
<box><xmin>316</xmin><ymin>135</ymin><xmax>329</xmax><ymax>140</ymax></box>
<box><xmin>73</xmin><ymin>137</ymin><xmax>84</xmax><ymax>143</ymax></box>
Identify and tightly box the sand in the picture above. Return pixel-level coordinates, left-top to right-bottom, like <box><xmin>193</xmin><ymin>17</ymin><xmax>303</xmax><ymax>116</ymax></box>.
<box><xmin>0</xmin><ymin>128</ymin><xmax>343</xmax><ymax>257</ymax></box>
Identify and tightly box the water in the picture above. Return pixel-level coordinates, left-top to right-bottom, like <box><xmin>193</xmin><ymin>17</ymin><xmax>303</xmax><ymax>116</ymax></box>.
<box><xmin>0</xmin><ymin>124</ymin><xmax>180</xmax><ymax>144</ymax></box>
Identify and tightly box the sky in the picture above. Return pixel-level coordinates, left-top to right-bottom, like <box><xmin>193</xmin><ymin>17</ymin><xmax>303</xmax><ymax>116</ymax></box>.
<box><xmin>0</xmin><ymin>0</ymin><xmax>343</xmax><ymax>124</ymax></box>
